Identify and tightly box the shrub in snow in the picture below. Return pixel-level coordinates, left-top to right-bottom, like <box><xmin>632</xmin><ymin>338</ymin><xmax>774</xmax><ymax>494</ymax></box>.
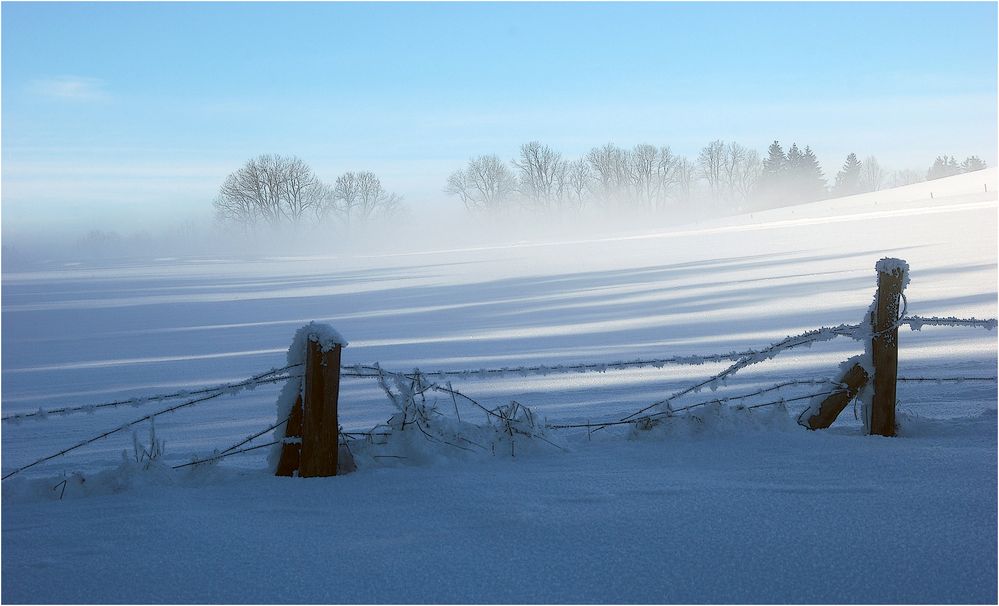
<box><xmin>130</xmin><ymin>418</ymin><xmax>166</xmax><ymax>468</ymax></box>
<box><xmin>342</xmin><ymin>369</ymin><xmax>561</xmax><ymax>467</ymax></box>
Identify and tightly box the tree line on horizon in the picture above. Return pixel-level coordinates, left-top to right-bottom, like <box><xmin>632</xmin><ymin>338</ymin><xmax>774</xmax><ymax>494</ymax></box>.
<box><xmin>212</xmin><ymin>154</ymin><xmax>403</xmax><ymax>231</ymax></box>
<box><xmin>210</xmin><ymin>146</ymin><xmax>988</xmax><ymax>230</ymax></box>
<box><xmin>445</xmin><ymin>140</ymin><xmax>989</xmax><ymax>214</ymax></box>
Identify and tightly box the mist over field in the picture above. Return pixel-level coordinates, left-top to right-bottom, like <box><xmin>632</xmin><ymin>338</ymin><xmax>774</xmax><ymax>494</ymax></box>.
<box><xmin>3</xmin><ymin>143</ymin><xmax>993</xmax><ymax>268</ymax></box>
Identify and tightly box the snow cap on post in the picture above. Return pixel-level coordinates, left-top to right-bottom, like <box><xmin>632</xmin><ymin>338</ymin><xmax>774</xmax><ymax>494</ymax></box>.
<box><xmin>875</xmin><ymin>257</ymin><xmax>910</xmax><ymax>290</ymax></box>
<box><xmin>287</xmin><ymin>322</ymin><xmax>348</xmax><ymax>366</ymax></box>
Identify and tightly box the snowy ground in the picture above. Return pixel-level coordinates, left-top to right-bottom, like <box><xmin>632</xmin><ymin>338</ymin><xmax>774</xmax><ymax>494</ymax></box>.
<box><xmin>2</xmin><ymin>170</ymin><xmax>997</xmax><ymax>603</ymax></box>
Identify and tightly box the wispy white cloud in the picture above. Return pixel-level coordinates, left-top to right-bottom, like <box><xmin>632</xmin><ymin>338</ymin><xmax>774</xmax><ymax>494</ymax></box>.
<box><xmin>28</xmin><ymin>76</ymin><xmax>109</xmax><ymax>101</ymax></box>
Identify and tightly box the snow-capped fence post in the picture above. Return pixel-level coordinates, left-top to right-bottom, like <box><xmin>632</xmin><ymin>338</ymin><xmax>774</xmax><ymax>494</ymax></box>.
<box><xmin>869</xmin><ymin>259</ymin><xmax>908</xmax><ymax>437</ymax></box>
<box><xmin>275</xmin><ymin>324</ymin><xmax>348</xmax><ymax>478</ymax></box>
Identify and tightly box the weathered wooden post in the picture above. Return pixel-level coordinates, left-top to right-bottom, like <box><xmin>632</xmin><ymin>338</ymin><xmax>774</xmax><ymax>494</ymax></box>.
<box><xmin>802</xmin><ymin>363</ymin><xmax>869</xmax><ymax>430</ymax></box>
<box><xmin>275</xmin><ymin>324</ymin><xmax>347</xmax><ymax>477</ymax></box>
<box><xmin>869</xmin><ymin>259</ymin><xmax>908</xmax><ymax>437</ymax></box>
<box><xmin>275</xmin><ymin>393</ymin><xmax>304</xmax><ymax>476</ymax></box>
<box><xmin>300</xmin><ymin>338</ymin><xmax>342</xmax><ymax>477</ymax></box>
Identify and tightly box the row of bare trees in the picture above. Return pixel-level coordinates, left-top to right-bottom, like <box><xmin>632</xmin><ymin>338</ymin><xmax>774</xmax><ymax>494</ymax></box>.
<box><xmin>446</xmin><ymin>140</ymin><xmax>989</xmax><ymax>214</ymax></box>
<box><xmin>447</xmin><ymin>142</ymin><xmax>692</xmax><ymax>213</ymax></box>
<box><xmin>214</xmin><ymin>155</ymin><xmax>402</xmax><ymax>230</ymax></box>
<box><xmin>446</xmin><ymin>140</ymin><xmax>819</xmax><ymax>214</ymax></box>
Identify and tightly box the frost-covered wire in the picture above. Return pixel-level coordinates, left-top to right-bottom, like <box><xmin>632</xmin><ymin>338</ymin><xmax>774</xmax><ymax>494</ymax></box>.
<box><xmin>358</xmin><ymin>363</ymin><xmax>507</xmax><ymax>421</ymax></box>
<box><xmin>901</xmin><ymin>316</ymin><xmax>998</xmax><ymax>331</ymax></box>
<box><xmin>220</xmin><ymin>416</ymin><xmax>290</xmax><ymax>456</ymax></box>
<box><xmin>172</xmin><ymin>440</ymin><xmax>282</xmax><ymax>470</ymax></box>
<box><xmin>547</xmin><ymin>380</ymin><xmax>844</xmax><ymax>430</ymax></box>
<box><xmin>617</xmin><ymin>324</ymin><xmax>862</xmax><ymax>424</ymax></box>
<box><xmin>344</xmin><ymin>350</ymin><xmax>780</xmax><ymax>381</ymax></box>
<box><xmin>337</xmin><ymin>315</ymin><xmax>994</xmax><ymax>382</ymax></box>
<box><xmin>365</xmin><ymin>364</ymin><xmax>561</xmax><ymax>457</ymax></box>
<box><xmin>2</xmin><ymin>388</ymin><xmax>256</xmax><ymax>481</ymax></box>
<box><xmin>2</xmin><ymin>365</ymin><xmax>303</xmax><ymax>423</ymax></box>
<box><xmin>897</xmin><ymin>376</ymin><xmax>998</xmax><ymax>383</ymax></box>
<box><xmin>870</xmin><ymin>293</ymin><xmax>909</xmax><ymax>338</ymax></box>
<box><xmin>172</xmin><ymin>416</ymin><xmax>291</xmax><ymax>470</ymax></box>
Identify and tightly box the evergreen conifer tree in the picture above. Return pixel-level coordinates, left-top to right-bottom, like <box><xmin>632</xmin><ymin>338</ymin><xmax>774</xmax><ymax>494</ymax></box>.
<box><xmin>786</xmin><ymin>144</ymin><xmax>803</xmax><ymax>173</ymax></box>
<box><xmin>834</xmin><ymin>153</ymin><xmax>863</xmax><ymax>195</ymax></box>
<box><xmin>801</xmin><ymin>146</ymin><xmax>827</xmax><ymax>200</ymax></box>
<box><xmin>763</xmin><ymin>140</ymin><xmax>787</xmax><ymax>175</ymax></box>
<box><xmin>927</xmin><ymin>155</ymin><xmax>962</xmax><ymax>180</ymax></box>
<box><xmin>961</xmin><ymin>156</ymin><xmax>987</xmax><ymax>173</ymax></box>
<box><xmin>784</xmin><ymin>143</ymin><xmax>805</xmax><ymax>201</ymax></box>
<box><xmin>755</xmin><ymin>140</ymin><xmax>788</xmax><ymax>206</ymax></box>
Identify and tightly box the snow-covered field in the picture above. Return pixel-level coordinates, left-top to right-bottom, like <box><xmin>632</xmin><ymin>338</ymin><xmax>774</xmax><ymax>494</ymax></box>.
<box><xmin>2</xmin><ymin>170</ymin><xmax>997</xmax><ymax>604</ymax></box>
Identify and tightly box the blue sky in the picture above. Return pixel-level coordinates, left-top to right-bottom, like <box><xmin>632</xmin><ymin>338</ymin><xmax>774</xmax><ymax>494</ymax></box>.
<box><xmin>2</xmin><ymin>1</ymin><xmax>996</xmax><ymax>233</ymax></box>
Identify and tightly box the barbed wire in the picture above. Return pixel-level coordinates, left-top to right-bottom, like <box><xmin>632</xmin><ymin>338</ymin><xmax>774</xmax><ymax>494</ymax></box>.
<box><xmin>1</xmin><ymin>385</ymin><xmax>271</xmax><ymax>481</ymax></box>
<box><xmin>170</xmin><ymin>416</ymin><xmax>291</xmax><ymax>470</ymax></box>
<box><xmin>901</xmin><ymin>316</ymin><xmax>998</xmax><ymax>331</ymax></box>
<box><xmin>348</xmin><ymin>350</ymin><xmax>778</xmax><ymax>380</ymax></box>
<box><xmin>356</xmin><ymin>364</ymin><xmax>510</xmax><ymax>422</ymax></box>
<box><xmin>338</xmin><ymin>329</ymin><xmax>868</xmax><ymax>382</ymax></box>
<box><xmin>2</xmin><ymin>365</ymin><xmax>302</xmax><ymax>424</ymax></box>
<box><xmin>616</xmin><ymin>324</ymin><xmax>862</xmax><ymax>425</ymax></box>
<box><xmin>335</xmin><ymin>315</ymin><xmax>995</xmax><ymax>383</ymax></box>
<box><xmin>5</xmin><ymin>313</ymin><xmax>996</xmax><ymax>479</ymax></box>
<box><xmin>7</xmin><ymin>315</ymin><xmax>994</xmax><ymax>425</ymax></box>
<box><xmin>547</xmin><ymin>381</ymin><xmax>845</xmax><ymax>430</ymax></box>
<box><xmin>897</xmin><ymin>376</ymin><xmax>997</xmax><ymax>383</ymax></box>
<box><xmin>171</xmin><ymin>440</ymin><xmax>282</xmax><ymax>470</ymax></box>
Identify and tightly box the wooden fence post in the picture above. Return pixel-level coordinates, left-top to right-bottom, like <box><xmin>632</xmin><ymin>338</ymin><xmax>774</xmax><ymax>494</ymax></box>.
<box><xmin>803</xmin><ymin>363</ymin><xmax>869</xmax><ymax>430</ymax></box>
<box><xmin>299</xmin><ymin>338</ymin><xmax>342</xmax><ymax>477</ymax></box>
<box><xmin>274</xmin><ymin>393</ymin><xmax>304</xmax><ymax>476</ymax></box>
<box><xmin>870</xmin><ymin>259</ymin><xmax>907</xmax><ymax>437</ymax></box>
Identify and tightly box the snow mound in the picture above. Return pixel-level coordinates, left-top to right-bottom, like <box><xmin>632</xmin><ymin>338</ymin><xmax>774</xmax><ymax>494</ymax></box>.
<box><xmin>3</xmin><ymin>459</ymin><xmax>176</xmax><ymax>503</ymax></box>
<box><xmin>896</xmin><ymin>408</ymin><xmax>998</xmax><ymax>439</ymax></box>
<box><xmin>631</xmin><ymin>402</ymin><xmax>800</xmax><ymax>440</ymax></box>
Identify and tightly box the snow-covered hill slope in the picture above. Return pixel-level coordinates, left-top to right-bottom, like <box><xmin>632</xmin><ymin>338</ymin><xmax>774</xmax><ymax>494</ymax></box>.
<box><xmin>2</xmin><ymin>170</ymin><xmax>996</xmax><ymax>603</ymax></box>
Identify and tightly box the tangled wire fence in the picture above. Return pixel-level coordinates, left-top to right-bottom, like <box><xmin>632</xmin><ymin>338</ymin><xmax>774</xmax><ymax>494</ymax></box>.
<box><xmin>3</xmin><ymin>306</ymin><xmax>995</xmax><ymax>483</ymax></box>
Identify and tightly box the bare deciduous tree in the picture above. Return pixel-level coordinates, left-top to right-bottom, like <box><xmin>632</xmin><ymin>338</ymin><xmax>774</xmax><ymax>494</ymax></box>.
<box><xmin>628</xmin><ymin>144</ymin><xmax>677</xmax><ymax>210</ymax></box>
<box><xmin>860</xmin><ymin>155</ymin><xmax>886</xmax><ymax>192</ymax></box>
<box><xmin>698</xmin><ymin>140</ymin><xmax>726</xmax><ymax>201</ymax></box>
<box><xmin>727</xmin><ymin>145</ymin><xmax>762</xmax><ymax>203</ymax></box>
<box><xmin>888</xmin><ymin>169</ymin><xmax>923</xmax><ymax>188</ymax></box>
<box><xmin>283</xmin><ymin>157</ymin><xmax>330</xmax><ymax>225</ymax></box>
<box><xmin>513</xmin><ymin>141</ymin><xmax>567</xmax><ymax>211</ymax></box>
<box><xmin>446</xmin><ymin>155</ymin><xmax>517</xmax><ymax>213</ymax></box>
<box><xmin>674</xmin><ymin>157</ymin><xmax>697</xmax><ymax>204</ymax></box>
<box><xmin>586</xmin><ymin>143</ymin><xmax>631</xmax><ymax>206</ymax></box>
<box><xmin>214</xmin><ymin>154</ymin><xmax>328</xmax><ymax>229</ymax></box>
<box><xmin>329</xmin><ymin>171</ymin><xmax>402</xmax><ymax>226</ymax></box>
<box><xmin>721</xmin><ymin>141</ymin><xmax>745</xmax><ymax>200</ymax></box>
<box><xmin>566</xmin><ymin>159</ymin><xmax>592</xmax><ymax>209</ymax></box>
